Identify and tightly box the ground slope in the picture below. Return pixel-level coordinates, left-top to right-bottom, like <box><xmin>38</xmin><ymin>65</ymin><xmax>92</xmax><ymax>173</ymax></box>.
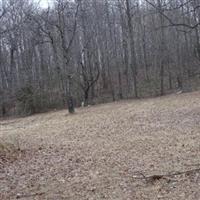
<box><xmin>0</xmin><ymin>91</ymin><xmax>200</xmax><ymax>200</ymax></box>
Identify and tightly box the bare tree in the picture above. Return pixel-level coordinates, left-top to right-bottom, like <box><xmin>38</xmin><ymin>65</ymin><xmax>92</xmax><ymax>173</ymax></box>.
<box><xmin>0</xmin><ymin>0</ymin><xmax>200</xmax><ymax>117</ymax></box>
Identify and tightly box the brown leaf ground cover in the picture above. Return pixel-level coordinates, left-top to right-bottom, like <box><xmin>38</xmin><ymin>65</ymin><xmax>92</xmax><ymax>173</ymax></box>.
<box><xmin>0</xmin><ymin>91</ymin><xmax>200</xmax><ymax>200</ymax></box>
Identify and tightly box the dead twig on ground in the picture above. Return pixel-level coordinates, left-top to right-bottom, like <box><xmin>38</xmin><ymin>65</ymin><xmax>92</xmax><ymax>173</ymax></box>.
<box><xmin>134</xmin><ymin>167</ymin><xmax>200</xmax><ymax>183</ymax></box>
<box><xmin>16</xmin><ymin>192</ymin><xmax>44</xmax><ymax>199</ymax></box>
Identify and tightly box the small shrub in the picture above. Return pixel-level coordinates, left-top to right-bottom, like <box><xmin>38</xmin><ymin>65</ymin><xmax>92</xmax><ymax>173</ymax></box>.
<box><xmin>16</xmin><ymin>86</ymin><xmax>35</xmax><ymax>115</ymax></box>
<box><xmin>0</xmin><ymin>138</ymin><xmax>23</xmax><ymax>164</ymax></box>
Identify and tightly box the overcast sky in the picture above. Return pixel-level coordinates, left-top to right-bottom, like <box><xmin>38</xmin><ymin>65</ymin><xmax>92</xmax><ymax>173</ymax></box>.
<box><xmin>37</xmin><ymin>0</ymin><xmax>51</xmax><ymax>8</ymax></box>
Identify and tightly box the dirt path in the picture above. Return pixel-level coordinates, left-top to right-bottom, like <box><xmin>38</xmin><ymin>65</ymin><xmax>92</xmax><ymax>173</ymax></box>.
<box><xmin>0</xmin><ymin>91</ymin><xmax>200</xmax><ymax>200</ymax></box>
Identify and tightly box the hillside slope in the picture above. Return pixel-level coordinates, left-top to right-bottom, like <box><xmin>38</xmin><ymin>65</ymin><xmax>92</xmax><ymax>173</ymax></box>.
<box><xmin>0</xmin><ymin>91</ymin><xmax>200</xmax><ymax>199</ymax></box>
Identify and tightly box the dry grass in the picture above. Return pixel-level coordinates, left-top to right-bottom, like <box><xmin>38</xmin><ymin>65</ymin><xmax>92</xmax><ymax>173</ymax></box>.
<box><xmin>0</xmin><ymin>91</ymin><xmax>200</xmax><ymax>200</ymax></box>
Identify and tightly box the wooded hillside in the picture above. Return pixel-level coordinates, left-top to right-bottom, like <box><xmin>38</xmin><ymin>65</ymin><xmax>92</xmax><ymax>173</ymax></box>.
<box><xmin>0</xmin><ymin>0</ymin><xmax>200</xmax><ymax>116</ymax></box>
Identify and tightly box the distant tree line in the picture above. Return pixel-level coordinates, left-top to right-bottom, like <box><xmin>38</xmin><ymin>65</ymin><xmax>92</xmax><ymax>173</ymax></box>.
<box><xmin>0</xmin><ymin>0</ymin><xmax>200</xmax><ymax>116</ymax></box>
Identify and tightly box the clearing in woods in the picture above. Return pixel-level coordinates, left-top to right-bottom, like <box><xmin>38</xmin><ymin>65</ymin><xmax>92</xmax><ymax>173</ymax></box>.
<box><xmin>0</xmin><ymin>91</ymin><xmax>200</xmax><ymax>199</ymax></box>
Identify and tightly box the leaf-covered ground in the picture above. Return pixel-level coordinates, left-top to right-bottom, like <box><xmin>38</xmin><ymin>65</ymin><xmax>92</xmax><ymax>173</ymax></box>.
<box><xmin>0</xmin><ymin>91</ymin><xmax>200</xmax><ymax>200</ymax></box>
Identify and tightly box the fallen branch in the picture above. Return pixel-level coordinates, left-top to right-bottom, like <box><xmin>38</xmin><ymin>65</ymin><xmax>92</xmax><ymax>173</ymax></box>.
<box><xmin>134</xmin><ymin>167</ymin><xmax>200</xmax><ymax>183</ymax></box>
<box><xmin>16</xmin><ymin>192</ymin><xmax>44</xmax><ymax>199</ymax></box>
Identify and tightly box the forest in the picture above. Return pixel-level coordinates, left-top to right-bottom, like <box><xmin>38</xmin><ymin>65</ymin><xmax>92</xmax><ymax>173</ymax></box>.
<box><xmin>0</xmin><ymin>0</ymin><xmax>200</xmax><ymax>116</ymax></box>
<box><xmin>1</xmin><ymin>1</ymin><xmax>200</xmax><ymax>199</ymax></box>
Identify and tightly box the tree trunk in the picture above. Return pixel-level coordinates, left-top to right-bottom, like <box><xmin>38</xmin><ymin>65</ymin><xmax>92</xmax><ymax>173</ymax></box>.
<box><xmin>67</xmin><ymin>76</ymin><xmax>75</xmax><ymax>114</ymax></box>
<box><xmin>125</xmin><ymin>0</ymin><xmax>138</xmax><ymax>98</ymax></box>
